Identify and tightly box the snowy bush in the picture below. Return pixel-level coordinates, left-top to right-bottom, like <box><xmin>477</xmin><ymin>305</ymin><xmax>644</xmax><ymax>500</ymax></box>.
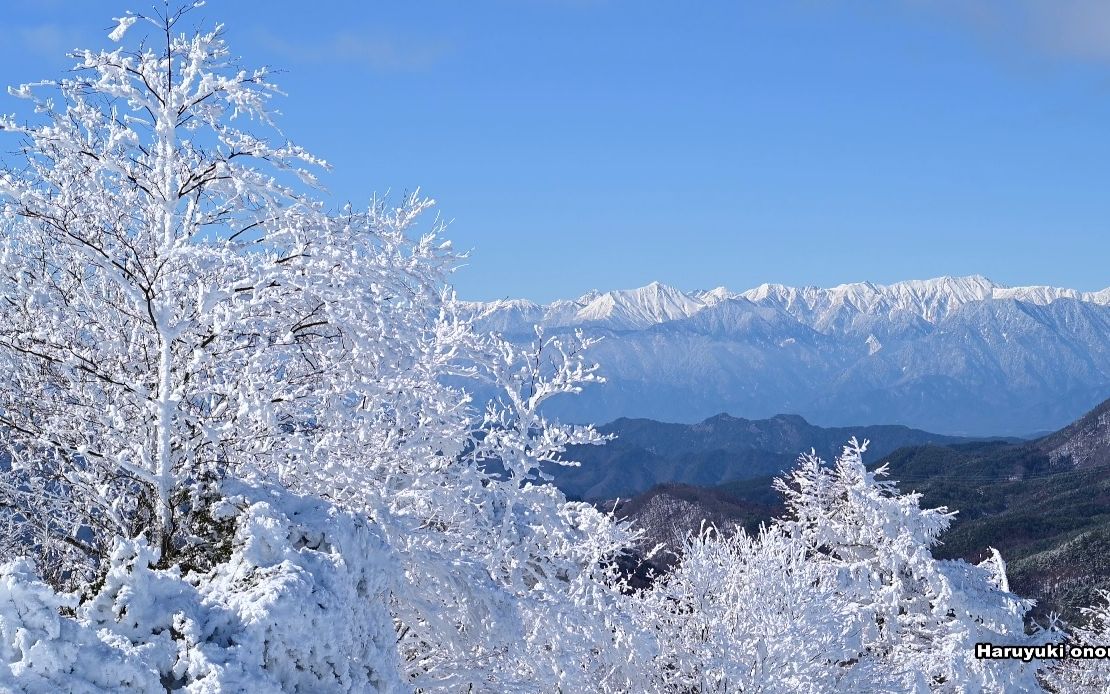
<box><xmin>641</xmin><ymin>524</ymin><xmax>858</xmax><ymax>693</ymax></box>
<box><xmin>641</xmin><ymin>440</ymin><xmax>1049</xmax><ymax>693</ymax></box>
<box><xmin>0</xmin><ymin>560</ymin><xmax>160</xmax><ymax>692</ymax></box>
<box><xmin>0</xmin><ymin>482</ymin><xmax>403</xmax><ymax>693</ymax></box>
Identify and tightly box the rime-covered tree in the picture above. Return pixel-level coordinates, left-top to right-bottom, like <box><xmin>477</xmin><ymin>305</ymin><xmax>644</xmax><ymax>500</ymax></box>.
<box><xmin>635</xmin><ymin>440</ymin><xmax>1053</xmax><ymax>692</ymax></box>
<box><xmin>0</xmin><ymin>5</ymin><xmax>653</xmax><ymax>690</ymax></box>
<box><xmin>641</xmin><ymin>524</ymin><xmax>859</xmax><ymax>693</ymax></box>
<box><xmin>772</xmin><ymin>439</ymin><xmax>1045</xmax><ymax>691</ymax></box>
<box><xmin>0</xmin><ymin>2</ymin><xmax>346</xmax><ymax>575</ymax></box>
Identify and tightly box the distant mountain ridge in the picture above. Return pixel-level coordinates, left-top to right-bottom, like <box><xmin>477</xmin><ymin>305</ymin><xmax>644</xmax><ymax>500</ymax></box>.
<box><xmin>555</xmin><ymin>412</ymin><xmax>974</xmax><ymax>500</ymax></box>
<box><xmin>466</xmin><ymin>275</ymin><xmax>1110</xmax><ymax>334</ymax></box>
<box><xmin>465</xmin><ymin>276</ymin><xmax>1110</xmax><ymax>435</ymax></box>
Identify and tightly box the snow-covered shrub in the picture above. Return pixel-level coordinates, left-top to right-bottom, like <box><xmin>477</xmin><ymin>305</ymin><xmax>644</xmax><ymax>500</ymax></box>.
<box><xmin>0</xmin><ymin>481</ymin><xmax>404</xmax><ymax>693</ymax></box>
<box><xmin>1042</xmin><ymin>590</ymin><xmax>1110</xmax><ymax>692</ymax></box>
<box><xmin>643</xmin><ymin>440</ymin><xmax>1050</xmax><ymax>693</ymax></box>
<box><xmin>774</xmin><ymin>438</ymin><xmax>1045</xmax><ymax>691</ymax></box>
<box><xmin>641</xmin><ymin>524</ymin><xmax>859</xmax><ymax>693</ymax></box>
<box><xmin>0</xmin><ymin>560</ymin><xmax>161</xmax><ymax>692</ymax></box>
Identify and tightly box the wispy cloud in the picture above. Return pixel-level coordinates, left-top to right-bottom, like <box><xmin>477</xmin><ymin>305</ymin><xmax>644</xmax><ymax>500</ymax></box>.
<box><xmin>908</xmin><ymin>0</ymin><xmax>1110</xmax><ymax>64</ymax></box>
<box><xmin>254</xmin><ymin>29</ymin><xmax>451</xmax><ymax>73</ymax></box>
<box><xmin>1021</xmin><ymin>0</ymin><xmax>1110</xmax><ymax>62</ymax></box>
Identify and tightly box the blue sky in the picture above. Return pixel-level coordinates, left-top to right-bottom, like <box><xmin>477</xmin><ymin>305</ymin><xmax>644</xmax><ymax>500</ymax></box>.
<box><xmin>2</xmin><ymin>1</ymin><xmax>1109</xmax><ymax>301</ymax></box>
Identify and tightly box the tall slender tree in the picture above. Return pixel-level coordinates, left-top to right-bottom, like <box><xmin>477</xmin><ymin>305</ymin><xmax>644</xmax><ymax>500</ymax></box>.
<box><xmin>0</xmin><ymin>3</ymin><xmax>347</xmax><ymax>574</ymax></box>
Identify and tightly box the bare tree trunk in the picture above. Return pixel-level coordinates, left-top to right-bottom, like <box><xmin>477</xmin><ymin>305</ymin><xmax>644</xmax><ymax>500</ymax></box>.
<box><xmin>155</xmin><ymin>18</ymin><xmax>178</xmax><ymax>553</ymax></box>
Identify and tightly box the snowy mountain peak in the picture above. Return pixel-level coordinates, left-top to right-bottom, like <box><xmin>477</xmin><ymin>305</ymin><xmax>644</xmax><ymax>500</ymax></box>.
<box><xmin>574</xmin><ymin>281</ymin><xmax>705</xmax><ymax>329</ymax></box>
<box><xmin>692</xmin><ymin>286</ymin><xmax>737</xmax><ymax>305</ymax></box>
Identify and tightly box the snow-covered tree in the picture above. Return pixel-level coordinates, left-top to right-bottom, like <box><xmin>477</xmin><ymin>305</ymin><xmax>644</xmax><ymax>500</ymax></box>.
<box><xmin>773</xmin><ymin>439</ymin><xmax>1045</xmax><ymax>691</ymax></box>
<box><xmin>634</xmin><ymin>439</ymin><xmax>1054</xmax><ymax>693</ymax></box>
<box><xmin>641</xmin><ymin>524</ymin><xmax>860</xmax><ymax>693</ymax></box>
<box><xmin>0</xmin><ymin>2</ymin><xmax>344</xmax><ymax>578</ymax></box>
<box><xmin>0</xmin><ymin>5</ymin><xmax>656</xmax><ymax>690</ymax></box>
<box><xmin>365</xmin><ymin>325</ymin><xmax>652</xmax><ymax>690</ymax></box>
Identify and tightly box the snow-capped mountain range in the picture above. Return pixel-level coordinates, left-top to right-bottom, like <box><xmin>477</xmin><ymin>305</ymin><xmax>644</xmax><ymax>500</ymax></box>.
<box><xmin>464</xmin><ymin>276</ymin><xmax>1110</xmax><ymax>435</ymax></box>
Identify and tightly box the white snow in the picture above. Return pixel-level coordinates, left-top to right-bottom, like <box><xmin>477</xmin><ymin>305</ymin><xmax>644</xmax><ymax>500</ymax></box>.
<box><xmin>866</xmin><ymin>333</ymin><xmax>882</xmax><ymax>355</ymax></box>
<box><xmin>108</xmin><ymin>16</ymin><xmax>137</xmax><ymax>42</ymax></box>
